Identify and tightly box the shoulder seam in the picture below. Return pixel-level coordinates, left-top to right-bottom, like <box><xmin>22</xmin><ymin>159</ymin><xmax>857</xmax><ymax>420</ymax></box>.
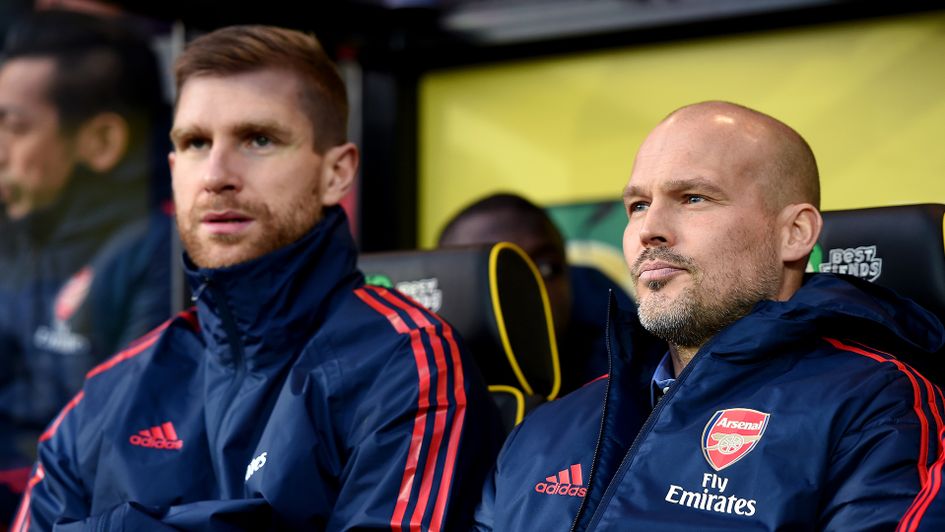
<box><xmin>85</xmin><ymin>309</ymin><xmax>195</xmax><ymax>380</ymax></box>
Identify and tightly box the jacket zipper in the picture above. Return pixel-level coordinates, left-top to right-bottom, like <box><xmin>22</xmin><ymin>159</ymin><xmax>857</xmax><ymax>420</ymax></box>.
<box><xmin>570</xmin><ymin>293</ymin><xmax>615</xmax><ymax>532</ymax></box>
<box><xmin>579</xmin><ymin>313</ymin><xmax>708</xmax><ymax>530</ymax></box>
<box><xmin>204</xmin><ymin>277</ymin><xmax>247</xmax><ymax>435</ymax></box>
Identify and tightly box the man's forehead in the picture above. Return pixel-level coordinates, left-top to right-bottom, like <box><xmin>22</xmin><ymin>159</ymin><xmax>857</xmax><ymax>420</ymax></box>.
<box><xmin>449</xmin><ymin>210</ymin><xmax>558</xmax><ymax>246</ymax></box>
<box><xmin>173</xmin><ymin>69</ymin><xmax>306</xmax><ymax>126</ymax></box>
<box><xmin>177</xmin><ymin>69</ymin><xmax>303</xmax><ymax>102</ymax></box>
<box><xmin>0</xmin><ymin>57</ymin><xmax>55</xmax><ymax>98</ymax></box>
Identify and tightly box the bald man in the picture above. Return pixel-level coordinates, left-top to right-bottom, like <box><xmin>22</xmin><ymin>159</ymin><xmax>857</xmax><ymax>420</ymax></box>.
<box><xmin>473</xmin><ymin>101</ymin><xmax>945</xmax><ymax>531</ymax></box>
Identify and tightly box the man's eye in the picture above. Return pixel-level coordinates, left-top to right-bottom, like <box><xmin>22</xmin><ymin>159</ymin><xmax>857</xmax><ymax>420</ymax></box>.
<box><xmin>251</xmin><ymin>135</ymin><xmax>272</xmax><ymax>148</ymax></box>
<box><xmin>628</xmin><ymin>201</ymin><xmax>649</xmax><ymax>213</ymax></box>
<box><xmin>685</xmin><ymin>195</ymin><xmax>706</xmax><ymax>204</ymax></box>
<box><xmin>179</xmin><ymin>137</ymin><xmax>208</xmax><ymax>151</ymax></box>
<box><xmin>0</xmin><ymin>119</ymin><xmax>28</xmax><ymax>135</ymax></box>
<box><xmin>536</xmin><ymin>260</ymin><xmax>565</xmax><ymax>280</ymax></box>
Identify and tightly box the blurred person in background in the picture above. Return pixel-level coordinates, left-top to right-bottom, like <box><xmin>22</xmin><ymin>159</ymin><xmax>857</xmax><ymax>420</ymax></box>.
<box><xmin>0</xmin><ymin>9</ymin><xmax>171</xmax><ymax>524</ymax></box>
<box><xmin>439</xmin><ymin>193</ymin><xmax>633</xmax><ymax>394</ymax></box>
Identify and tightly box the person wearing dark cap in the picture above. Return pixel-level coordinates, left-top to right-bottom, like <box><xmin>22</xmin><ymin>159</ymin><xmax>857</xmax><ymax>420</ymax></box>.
<box><xmin>0</xmin><ymin>10</ymin><xmax>172</xmax><ymax>523</ymax></box>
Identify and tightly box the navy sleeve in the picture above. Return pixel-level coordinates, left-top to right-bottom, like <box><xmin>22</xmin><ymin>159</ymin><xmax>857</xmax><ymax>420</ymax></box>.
<box><xmin>472</xmin><ymin>420</ymin><xmax>527</xmax><ymax>532</ymax></box>
<box><xmin>819</xmin><ymin>367</ymin><xmax>945</xmax><ymax>531</ymax></box>
<box><xmin>12</xmin><ymin>392</ymin><xmax>90</xmax><ymax>532</ymax></box>
<box><xmin>331</xmin><ymin>286</ymin><xmax>503</xmax><ymax>531</ymax></box>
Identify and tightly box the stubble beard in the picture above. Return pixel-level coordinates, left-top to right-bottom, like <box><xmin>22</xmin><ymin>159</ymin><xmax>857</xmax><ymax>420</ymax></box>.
<box><xmin>178</xmin><ymin>190</ymin><xmax>322</xmax><ymax>269</ymax></box>
<box><xmin>633</xmin><ymin>245</ymin><xmax>781</xmax><ymax>350</ymax></box>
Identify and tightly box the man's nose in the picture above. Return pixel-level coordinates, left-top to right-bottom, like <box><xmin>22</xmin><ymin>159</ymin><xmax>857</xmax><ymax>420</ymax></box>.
<box><xmin>203</xmin><ymin>144</ymin><xmax>241</xmax><ymax>193</ymax></box>
<box><xmin>638</xmin><ymin>201</ymin><xmax>674</xmax><ymax>247</ymax></box>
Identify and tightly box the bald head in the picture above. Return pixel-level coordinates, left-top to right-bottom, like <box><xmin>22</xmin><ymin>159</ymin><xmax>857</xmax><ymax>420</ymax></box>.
<box><xmin>656</xmin><ymin>101</ymin><xmax>819</xmax><ymax>212</ymax></box>
<box><xmin>623</xmin><ymin>101</ymin><xmax>824</xmax><ymax>364</ymax></box>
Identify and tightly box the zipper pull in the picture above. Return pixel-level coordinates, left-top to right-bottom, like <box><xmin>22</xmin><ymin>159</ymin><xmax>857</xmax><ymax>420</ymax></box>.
<box><xmin>191</xmin><ymin>277</ymin><xmax>210</xmax><ymax>303</ymax></box>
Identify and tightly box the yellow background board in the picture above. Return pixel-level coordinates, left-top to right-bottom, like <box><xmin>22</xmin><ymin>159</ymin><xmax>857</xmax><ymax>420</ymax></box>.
<box><xmin>418</xmin><ymin>10</ymin><xmax>945</xmax><ymax>248</ymax></box>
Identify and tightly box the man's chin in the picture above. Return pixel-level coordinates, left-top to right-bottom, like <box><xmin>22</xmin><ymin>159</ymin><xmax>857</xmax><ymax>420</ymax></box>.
<box><xmin>637</xmin><ymin>278</ymin><xmax>686</xmax><ymax>300</ymax></box>
<box><xmin>185</xmin><ymin>237</ymin><xmax>274</xmax><ymax>270</ymax></box>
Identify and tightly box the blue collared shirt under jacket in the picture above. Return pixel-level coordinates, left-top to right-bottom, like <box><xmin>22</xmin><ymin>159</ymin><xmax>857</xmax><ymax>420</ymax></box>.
<box><xmin>474</xmin><ymin>273</ymin><xmax>945</xmax><ymax>531</ymax></box>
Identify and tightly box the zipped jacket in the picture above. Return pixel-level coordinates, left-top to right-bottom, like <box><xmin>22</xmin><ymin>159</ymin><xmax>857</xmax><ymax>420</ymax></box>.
<box><xmin>474</xmin><ymin>274</ymin><xmax>945</xmax><ymax>531</ymax></box>
<box><xmin>14</xmin><ymin>207</ymin><xmax>503</xmax><ymax>531</ymax></box>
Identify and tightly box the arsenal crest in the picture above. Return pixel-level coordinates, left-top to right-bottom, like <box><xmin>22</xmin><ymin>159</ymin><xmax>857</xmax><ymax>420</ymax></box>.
<box><xmin>54</xmin><ymin>266</ymin><xmax>94</xmax><ymax>322</ymax></box>
<box><xmin>701</xmin><ymin>408</ymin><xmax>770</xmax><ymax>471</ymax></box>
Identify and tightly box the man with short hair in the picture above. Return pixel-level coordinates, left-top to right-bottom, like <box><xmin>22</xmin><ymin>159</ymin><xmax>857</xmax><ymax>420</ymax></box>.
<box><xmin>474</xmin><ymin>101</ymin><xmax>945</xmax><ymax>530</ymax></box>
<box><xmin>0</xmin><ymin>10</ymin><xmax>171</xmax><ymax>523</ymax></box>
<box><xmin>14</xmin><ymin>25</ymin><xmax>501</xmax><ymax>531</ymax></box>
<box><xmin>438</xmin><ymin>193</ymin><xmax>633</xmax><ymax>394</ymax></box>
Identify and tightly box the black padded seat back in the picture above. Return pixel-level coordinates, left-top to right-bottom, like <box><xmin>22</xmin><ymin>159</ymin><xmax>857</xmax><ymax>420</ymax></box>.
<box><xmin>815</xmin><ymin>204</ymin><xmax>945</xmax><ymax>325</ymax></box>
<box><xmin>359</xmin><ymin>242</ymin><xmax>561</xmax><ymax>401</ymax></box>
<box><xmin>488</xmin><ymin>384</ymin><xmax>547</xmax><ymax>434</ymax></box>
<box><xmin>814</xmin><ymin>204</ymin><xmax>945</xmax><ymax>384</ymax></box>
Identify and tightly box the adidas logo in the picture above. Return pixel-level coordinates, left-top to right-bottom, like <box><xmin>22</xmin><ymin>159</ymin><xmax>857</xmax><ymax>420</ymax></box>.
<box><xmin>534</xmin><ymin>463</ymin><xmax>586</xmax><ymax>497</ymax></box>
<box><xmin>129</xmin><ymin>421</ymin><xmax>183</xmax><ymax>450</ymax></box>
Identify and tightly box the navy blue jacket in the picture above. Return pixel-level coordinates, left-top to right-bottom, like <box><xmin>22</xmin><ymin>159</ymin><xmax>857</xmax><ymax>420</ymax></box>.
<box><xmin>475</xmin><ymin>274</ymin><xmax>945</xmax><ymax>531</ymax></box>
<box><xmin>14</xmin><ymin>207</ymin><xmax>502</xmax><ymax>531</ymax></box>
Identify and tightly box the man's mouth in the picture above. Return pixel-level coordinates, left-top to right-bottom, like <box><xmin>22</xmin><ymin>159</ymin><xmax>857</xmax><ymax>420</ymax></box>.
<box><xmin>201</xmin><ymin>211</ymin><xmax>255</xmax><ymax>235</ymax></box>
<box><xmin>637</xmin><ymin>260</ymin><xmax>687</xmax><ymax>283</ymax></box>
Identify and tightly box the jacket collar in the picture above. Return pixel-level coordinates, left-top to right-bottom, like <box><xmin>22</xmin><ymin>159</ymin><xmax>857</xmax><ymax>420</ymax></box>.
<box><xmin>612</xmin><ymin>272</ymin><xmax>944</xmax><ymax>371</ymax></box>
<box><xmin>184</xmin><ymin>206</ymin><xmax>362</xmax><ymax>369</ymax></box>
<box><xmin>700</xmin><ymin>273</ymin><xmax>944</xmax><ymax>360</ymax></box>
<box><xmin>574</xmin><ymin>272</ymin><xmax>945</xmax><ymax>531</ymax></box>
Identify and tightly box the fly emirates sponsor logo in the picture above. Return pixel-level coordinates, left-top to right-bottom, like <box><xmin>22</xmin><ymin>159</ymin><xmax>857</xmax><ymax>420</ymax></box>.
<box><xmin>664</xmin><ymin>473</ymin><xmax>756</xmax><ymax>517</ymax></box>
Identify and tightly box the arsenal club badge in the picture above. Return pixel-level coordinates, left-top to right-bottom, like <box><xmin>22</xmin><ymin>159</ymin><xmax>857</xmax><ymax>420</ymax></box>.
<box><xmin>701</xmin><ymin>408</ymin><xmax>770</xmax><ymax>471</ymax></box>
<box><xmin>54</xmin><ymin>266</ymin><xmax>94</xmax><ymax>322</ymax></box>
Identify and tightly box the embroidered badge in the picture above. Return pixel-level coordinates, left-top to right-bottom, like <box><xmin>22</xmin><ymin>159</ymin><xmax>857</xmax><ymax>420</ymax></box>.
<box><xmin>54</xmin><ymin>266</ymin><xmax>94</xmax><ymax>322</ymax></box>
<box><xmin>701</xmin><ymin>408</ymin><xmax>770</xmax><ymax>471</ymax></box>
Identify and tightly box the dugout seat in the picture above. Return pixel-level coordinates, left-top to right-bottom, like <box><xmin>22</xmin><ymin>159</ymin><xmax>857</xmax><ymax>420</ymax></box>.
<box><xmin>813</xmin><ymin>203</ymin><xmax>945</xmax><ymax>384</ymax></box>
<box><xmin>359</xmin><ymin>243</ymin><xmax>561</xmax><ymax>434</ymax></box>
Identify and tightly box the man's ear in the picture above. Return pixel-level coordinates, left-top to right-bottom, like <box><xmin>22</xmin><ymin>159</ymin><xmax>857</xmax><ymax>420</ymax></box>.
<box><xmin>319</xmin><ymin>142</ymin><xmax>359</xmax><ymax>206</ymax></box>
<box><xmin>780</xmin><ymin>203</ymin><xmax>823</xmax><ymax>263</ymax></box>
<box><xmin>75</xmin><ymin>112</ymin><xmax>130</xmax><ymax>173</ymax></box>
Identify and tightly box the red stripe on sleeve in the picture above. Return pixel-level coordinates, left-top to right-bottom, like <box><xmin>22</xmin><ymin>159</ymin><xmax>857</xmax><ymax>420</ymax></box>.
<box><xmin>375</xmin><ymin>289</ymin><xmax>457</xmax><ymax>531</ymax></box>
<box><xmin>898</xmin><ymin>385</ymin><xmax>945</xmax><ymax>532</ymax></box>
<box><xmin>86</xmin><ymin>323</ymin><xmax>166</xmax><ymax>379</ymax></box>
<box><xmin>86</xmin><ymin>309</ymin><xmax>195</xmax><ymax>380</ymax></box>
<box><xmin>11</xmin><ymin>464</ymin><xmax>45</xmax><ymax>532</ymax></box>
<box><xmin>38</xmin><ymin>391</ymin><xmax>84</xmax><ymax>443</ymax></box>
<box><xmin>839</xmin><ymin>339</ymin><xmax>945</xmax><ymax>532</ymax></box>
<box><xmin>824</xmin><ymin>338</ymin><xmax>945</xmax><ymax>532</ymax></box>
<box><xmin>428</xmin><ymin>314</ymin><xmax>467</xmax><ymax>532</ymax></box>
<box><xmin>824</xmin><ymin>338</ymin><xmax>931</xmax><ymax>484</ymax></box>
<box><xmin>354</xmin><ymin>287</ymin><xmax>432</xmax><ymax>532</ymax></box>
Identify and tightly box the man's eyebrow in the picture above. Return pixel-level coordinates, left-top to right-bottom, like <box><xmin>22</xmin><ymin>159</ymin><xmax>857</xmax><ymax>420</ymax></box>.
<box><xmin>662</xmin><ymin>177</ymin><xmax>727</xmax><ymax>197</ymax></box>
<box><xmin>230</xmin><ymin>120</ymin><xmax>293</xmax><ymax>140</ymax></box>
<box><xmin>624</xmin><ymin>177</ymin><xmax>727</xmax><ymax>200</ymax></box>
<box><xmin>623</xmin><ymin>184</ymin><xmax>646</xmax><ymax>201</ymax></box>
<box><xmin>0</xmin><ymin>106</ymin><xmax>23</xmax><ymax>121</ymax></box>
<box><xmin>169</xmin><ymin>121</ymin><xmax>295</xmax><ymax>145</ymax></box>
<box><xmin>169</xmin><ymin>125</ymin><xmax>207</xmax><ymax>145</ymax></box>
